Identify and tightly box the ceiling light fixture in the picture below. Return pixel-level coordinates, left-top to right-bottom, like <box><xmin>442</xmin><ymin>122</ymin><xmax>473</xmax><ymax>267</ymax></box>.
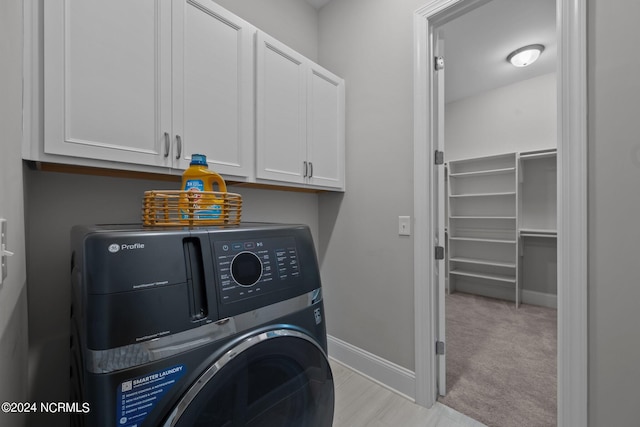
<box><xmin>507</xmin><ymin>44</ymin><xmax>545</xmax><ymax>67</ymax></box>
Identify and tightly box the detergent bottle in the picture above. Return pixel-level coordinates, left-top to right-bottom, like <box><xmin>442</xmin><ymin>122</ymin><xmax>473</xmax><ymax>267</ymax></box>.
<box><xmin>180</xmin><ymin>154</ymin><xmax>227</xmax><ymax>221</ymax></box>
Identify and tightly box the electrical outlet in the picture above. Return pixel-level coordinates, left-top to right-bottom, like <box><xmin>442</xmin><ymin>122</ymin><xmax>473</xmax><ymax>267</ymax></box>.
<box><xmin>1</xmin><ymin>218</ymin><xmax>14</xmax><ymax>285</ymax></box>
<box><xmin>399</xmin><ymin>216</ymin><xmax>411</xmax><ymax>236</ymax></box>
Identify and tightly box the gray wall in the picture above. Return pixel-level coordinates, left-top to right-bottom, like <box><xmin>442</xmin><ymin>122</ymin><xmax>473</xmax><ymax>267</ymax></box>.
<box><xmin>318</xmin><ymin>0</ymin><xmax>426</xmax><ymax>371</ymax></box>
<box><xmin>214</xmin><ymin>0</ymin><xmax>319</xmax><ymax>61</ymax></box>
<box><xmin>0</xmin><ymin>0</ymin><xmax>29</xmax><ymax>426</ymax></box>
<box><xmin>588</xmin><ymin>0</ymin><xmax>640</xmax><ymax>424</ymax></box>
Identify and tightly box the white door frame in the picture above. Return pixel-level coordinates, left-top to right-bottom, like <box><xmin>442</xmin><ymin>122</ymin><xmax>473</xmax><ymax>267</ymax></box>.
<box><xmin>412</xmin><ymin>1</ymin><xmax>587</xmax><ymax>426</ymax></box>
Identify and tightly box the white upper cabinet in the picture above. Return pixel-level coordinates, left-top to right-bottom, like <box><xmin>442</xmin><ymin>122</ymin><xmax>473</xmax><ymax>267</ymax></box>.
<box><xmin>307</xmin><ymin>64</ymin><xmax>345</xmax><ymax>189</ymax></box>
<box><xmin>44</xmin><ymin>0</ymin><xmax>173</xmax><ymax>167</ymax></box>
<box><xmin>256</xmin><ymin>32</ymin><xmax>308</xmax><ymax>185</ymax></box>
<box><xmin>43</xmin><ymin>0</ymin><xmax>255</xmax><ymax>178</ymax></box>
<box><xmin>36</xmin><ymin>1</ymin><xmax>344</xmax><ymax>190</ymax></box>
<box><xmin>256</xmin><ymin>31</ymin><xmax>345</xmax><ymax>190</ymax></box>
<box><xmin>172</xmin><ymin>0</ymin><xmax>254</xmax><ymax>177</ymax></box>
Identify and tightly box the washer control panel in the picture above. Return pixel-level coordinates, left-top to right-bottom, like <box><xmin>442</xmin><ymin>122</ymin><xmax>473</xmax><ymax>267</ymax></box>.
<box><xmin>213</xmin><ymin>236</ymin><xmax>300</xmax><ymax>303</ymax></box>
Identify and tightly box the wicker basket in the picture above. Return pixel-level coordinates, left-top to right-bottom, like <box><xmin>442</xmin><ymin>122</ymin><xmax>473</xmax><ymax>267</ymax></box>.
<box><xmin>142</xmin><ymin>190</ymin><xmax>242</xmax><ymax>226</ymax></box>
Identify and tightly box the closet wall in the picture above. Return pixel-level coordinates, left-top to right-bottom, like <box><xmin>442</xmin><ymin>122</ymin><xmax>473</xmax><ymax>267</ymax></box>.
<box><xmin>445</xmin><ymin>73</ymin><xmax>556</xmax><ymax>159</ymax></box>
<box><xmin>445</xmin><ymin>72</ymin><xmax>557</xmax><ymax>306</ymax></box>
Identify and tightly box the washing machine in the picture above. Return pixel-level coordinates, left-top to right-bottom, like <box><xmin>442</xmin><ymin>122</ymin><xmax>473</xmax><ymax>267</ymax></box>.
<box><xmin>70</xmin><ymin>223</ymin><xmax>334</xmax><ymax>427</ymax></box>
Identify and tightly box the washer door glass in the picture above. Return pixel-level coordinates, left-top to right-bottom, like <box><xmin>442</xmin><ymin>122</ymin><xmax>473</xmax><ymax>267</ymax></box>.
<box><xmin>165</xmin><ymin>330</ymin><xmax>334</xmax><ymax>427</ymax></box>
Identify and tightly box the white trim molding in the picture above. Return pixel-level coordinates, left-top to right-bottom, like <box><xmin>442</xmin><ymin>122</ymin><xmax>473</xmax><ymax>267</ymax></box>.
<box><xmin>522</xmin><ymin>290</ymin><xmax>557</xmax><ymax>309</ymax></box>
<box><xmin>327</xmin><ymin>335</ymin><xmax>416</xmax><ymax>401</ymax></box>
<box><xmin>413</xmin><ymin>2</ymin><xmax>588</xmax><ymax>426</ymax></box>
<box><xmin>556</xmin><ymin>0</ymin><xmax>588</xmax><ymax>426</ymax></box>
<box><xmin>412</xmin><ymin>2</ymin><xmax>435</xmax><ymax>406</ymax></box>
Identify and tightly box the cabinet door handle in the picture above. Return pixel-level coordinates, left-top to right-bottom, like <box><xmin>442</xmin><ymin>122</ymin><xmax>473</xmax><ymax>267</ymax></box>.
<box><xmin>164</xmin><ymin>132</ymin><xmax>170</xmax><ymax>158</ymax></box>
<box><xmin>175</xmin><ymin>135</ymin><xmax>182</xmax><ymax>160</ymax></box>
<box><xmin>309</xmin><ymin>162</ymin><xmax>313</xmax><ymax>178</ymax></box>
<box><xmin>303</xmin><ymin>161</ymin><xmax>308</xmax><ymax>177</ymax></box>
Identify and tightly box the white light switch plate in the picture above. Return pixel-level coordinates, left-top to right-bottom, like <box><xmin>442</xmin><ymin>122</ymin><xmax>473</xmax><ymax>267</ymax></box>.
<box><xmin>399</xmin><ymin>216</ymin><xmax>411</xmax><ymax>236</ymax></box>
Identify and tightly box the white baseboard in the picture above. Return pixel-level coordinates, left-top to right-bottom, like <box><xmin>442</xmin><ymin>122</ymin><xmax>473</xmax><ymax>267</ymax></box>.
<box><xmin>452</xmin><ymin>282</ymin><xmax>557</xmax><ymax>309</ymax></box>
<box><xmin>454</xmin><ymin>281</ymin><xmax>512</xmax><ymax>301</ymax></box>
<box><xmin>327</xmin><ymin>335</ymin><xmax>416</xmax><ymax>401</ymax></box>
<box><xmin>522</xmin><ymin>289</ymin><xmax>557</xmax><ymax>309</ymax></box>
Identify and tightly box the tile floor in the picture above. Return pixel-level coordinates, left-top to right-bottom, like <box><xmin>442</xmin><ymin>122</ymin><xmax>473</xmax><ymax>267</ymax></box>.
<box><xmin>331</xmin><ymin>359</ymin><xmax>485</xmax><ymax>427</ymax></box>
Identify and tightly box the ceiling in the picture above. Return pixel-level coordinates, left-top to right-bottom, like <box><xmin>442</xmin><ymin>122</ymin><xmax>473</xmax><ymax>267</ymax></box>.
<box><xmin>438</xmin><ymin>0</ymin><xmax>557</xmax><ymax>102</ymax></box>
<box><xmin>303</xmin><ymin>0</ymin><xmax>331</xmax><ymax>9</ymax></box>
<box><xmin>303</xmin><ymin>0</ymin><xmax>556</xmax><ymax>103</ymax></box>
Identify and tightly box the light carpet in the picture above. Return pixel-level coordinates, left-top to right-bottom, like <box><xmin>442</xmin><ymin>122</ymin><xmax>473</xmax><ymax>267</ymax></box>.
<box><xmin>438</xmin><ymin>292</ymin><xmax>557</xmax><ymax>427</ymax></box>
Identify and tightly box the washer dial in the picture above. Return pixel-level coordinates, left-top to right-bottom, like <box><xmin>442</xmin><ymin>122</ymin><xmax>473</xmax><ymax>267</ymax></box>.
<box><xmin>231</xmin><ymin>251</ymin><xmax>263</xmax><ymax>287</ymax></box>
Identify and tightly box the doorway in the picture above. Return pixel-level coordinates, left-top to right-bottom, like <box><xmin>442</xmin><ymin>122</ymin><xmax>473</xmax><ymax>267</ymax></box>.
<box><xmin>412</xmin><ymin>0</ymin><xmax>587</xmax><ymax>426</ymax></box>
<box><xmin>433</xmin><ymin>2</ymin><xmax>558</xmax><ymax>424</ymax></box>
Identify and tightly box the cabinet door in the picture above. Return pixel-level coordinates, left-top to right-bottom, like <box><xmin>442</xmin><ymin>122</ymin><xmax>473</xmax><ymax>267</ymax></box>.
<box><xmin>172</xmin><ymin>0</ymin><xmax>255</xmax><ymax>178</ymax></box>
<box><xmin>307</xmin><ymin>65</ymin><xmax>345</xmax><ymax>190</ymax></box>
<box><xmin>44</xmin><ymin>0</ymin><xmax>172</xmax><ymax>166</ymax></box>
<box><xmin>256</xmin><ymin>32</ymin><xmax>307</xmax><ymax>184</ymax></box>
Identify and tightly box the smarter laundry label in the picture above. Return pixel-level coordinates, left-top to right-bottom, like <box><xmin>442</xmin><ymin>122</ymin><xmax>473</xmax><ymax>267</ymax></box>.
<box><xmin>116</xmin><ymin>364</ymin><xmax>186</xmax><ymax>427</ymax></box>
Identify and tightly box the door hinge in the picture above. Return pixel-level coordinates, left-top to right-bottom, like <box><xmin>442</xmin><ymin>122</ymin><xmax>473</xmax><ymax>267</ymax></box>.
<box><xmin>435</xmin><ymin>150</ymin><xmax>444</xmax><ymax>165</ymax></box>
<box><xmin>435</xmin><ymin>246</ymin><xmax>445</xmax><ymax>260</ymax></box>
<box><xmin>434</xmin><ymin>56</ymin><xmax>444</xmax><ymax>71</ymax></box>
<box><xmin>436</xmin><ymin>341</ymin><xmax>445</xmax><ymax>355</ymax></box>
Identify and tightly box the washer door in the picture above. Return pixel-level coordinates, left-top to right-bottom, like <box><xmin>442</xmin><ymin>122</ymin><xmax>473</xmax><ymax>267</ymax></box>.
<box><xmin>163</xmin><ymin>329</ymin><xmax>334</xmax><ymax>427</ymax></box>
